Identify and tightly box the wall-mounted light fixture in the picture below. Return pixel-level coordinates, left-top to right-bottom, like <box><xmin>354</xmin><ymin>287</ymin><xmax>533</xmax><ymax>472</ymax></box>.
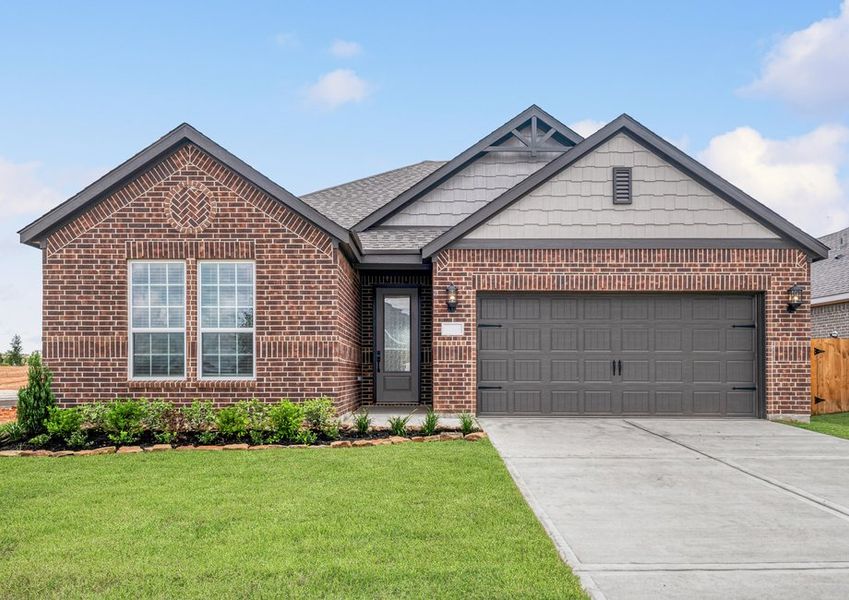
<box><xmin>787</xmin><ymin>284</ymin><xmax>803</xmax><ymax>313</ymax></box>
<box><xmin>446</xmin><ymin>283</ymin><xmax>458</xmax><ymax>313</ymax></box>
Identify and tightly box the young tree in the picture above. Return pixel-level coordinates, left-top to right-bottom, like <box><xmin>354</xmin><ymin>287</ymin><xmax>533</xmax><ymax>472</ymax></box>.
<box><xmin>6</xmin><ymin>334</ymin><xmax>24</xmax><ymax>366</ymax></box>
<box><xmin>17</xmin><ymin>352</ymin><xmax>55</xmax><ymax>436</ymax></box>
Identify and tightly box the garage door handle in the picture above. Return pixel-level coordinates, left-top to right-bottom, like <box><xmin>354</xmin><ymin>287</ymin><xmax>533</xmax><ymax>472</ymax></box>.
<box><xmin>612</xmin><ymin>360</ymin><xmax>616</xmax><ymax>376</ymax></box>
<box><xmin>477</xmin><ymin>385</ymin><xmax>502</xmax><ymax>390</ymax></box>
<box><xmin>732</xmin><ymin>386</ymin><xmax>756</xmax><ymax>391</ymax></box>
<box><xmin>617</xmin><ymin>360</ymin><xmax>622</xmax><ymax>376</ymax></box>
<box><xmin>732</xmin><ymin>324</ymin><xmax>756</xmax><ymax>329</ymax></box>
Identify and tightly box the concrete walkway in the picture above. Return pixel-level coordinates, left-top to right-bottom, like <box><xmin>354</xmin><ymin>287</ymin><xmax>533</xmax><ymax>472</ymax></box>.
<box><xmin>481</xmin><ymin>418</ymin><xmax>849</xmax><ymax>600</ymax></box>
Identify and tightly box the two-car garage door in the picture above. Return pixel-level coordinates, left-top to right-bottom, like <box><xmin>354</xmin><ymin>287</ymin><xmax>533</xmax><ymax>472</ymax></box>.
<box><xmin>476</xmin><ymin>293</ymin><xmax>761</xmax><ymax>417</ymax></box>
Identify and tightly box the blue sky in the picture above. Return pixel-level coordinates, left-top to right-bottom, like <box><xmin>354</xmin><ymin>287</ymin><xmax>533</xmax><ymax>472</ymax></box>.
<box><xmin>1</xmin><ymin>0</ymin><xmax>849</xmax><ymax>351</ymax></box>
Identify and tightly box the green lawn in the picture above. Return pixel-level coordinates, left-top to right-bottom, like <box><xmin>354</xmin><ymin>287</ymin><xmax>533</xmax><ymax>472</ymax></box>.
<box><xmin>785</xmin><ymin>412</ymin><xmax>849</xmax><ymax>440</ymax></box>
<box><xmin>0</xmin><ymin>441</ymin><xmax>586</xmax><ymax>600</ymax></box>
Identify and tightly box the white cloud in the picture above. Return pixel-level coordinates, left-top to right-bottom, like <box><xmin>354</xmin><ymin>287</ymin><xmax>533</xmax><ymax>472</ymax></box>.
<box><xmin>569</xmin><ymin>119</ymin><xmax>606</xmax><ymax>138</ymax></box>
<box><xmin>698</xmin><ymin>124</ymin><xmax>849</xmax><ymax>235</ymax></box>
<box><xmin>744</xmin><ymin>1</ymin><xmax>849</xmax><ymax>113</ymax></box>
<box><xmin>274</xmin><ymin>32</ymin><xmax>299</xmax><ymax>48</ymax></box>
<box><xmin>305</xmin><ymin>69</ymin><xmax>371</xmax><ymax>109</ymax></box>
<box><xmin>0</xmin><ymin>157</ymin><xmax>61</xmax><ymax>218</ymax></box>
<box><xmin>329</xmin><ymin>39</ymin><xmax>362</xmax><ymax>58</ymax></box>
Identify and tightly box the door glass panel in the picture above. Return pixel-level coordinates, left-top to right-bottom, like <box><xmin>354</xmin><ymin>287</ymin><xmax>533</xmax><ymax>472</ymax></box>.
<box><xmin>383</xmin><ymin>296</ymin><xmax>411</xmax><ymax>372</ymax></box>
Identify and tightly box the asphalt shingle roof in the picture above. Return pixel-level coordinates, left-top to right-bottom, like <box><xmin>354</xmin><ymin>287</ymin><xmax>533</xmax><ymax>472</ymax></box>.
<box><xmin>357</xmin><ymin>227</ymin><xmax>450</xmax><ymax>251</ymax></box>
<box><xmin>812</xmin><ymin>226</ymin><xmax>849</xmax><ymax>299</ymax></box>
<box><xmin>300</xmin><ymin>160</ymin><xmax>446</xmax><ymax>229</ymax></box>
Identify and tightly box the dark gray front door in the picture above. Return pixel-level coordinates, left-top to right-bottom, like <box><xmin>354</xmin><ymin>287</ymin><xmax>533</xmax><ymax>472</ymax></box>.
<box><xmin>376</xmin><ymin>288</ymin><xmax>419</xmax><ymax>404</ymax></box>
<box><xmin>477</xmin><ymin>293</ymin><xmax>760</xmax><ymax>417</ymax></box>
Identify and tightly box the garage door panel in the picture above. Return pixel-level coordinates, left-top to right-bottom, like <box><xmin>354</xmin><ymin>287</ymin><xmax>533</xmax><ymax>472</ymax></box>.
<box><xmin>477</xmin><ymin>294</ymin><xmax>759</xmax><ymax>417</ymax></box>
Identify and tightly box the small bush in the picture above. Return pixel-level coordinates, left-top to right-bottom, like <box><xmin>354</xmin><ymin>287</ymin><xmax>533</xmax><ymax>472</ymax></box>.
<box><xmin>458</xmin><ymin>412</ymin><xmax>476</xmax><ymax>436</ymax></box>
<box><xmin>45</xmin><ymin>407</ymin><xmax>84</xmax><ymax>446</ymax></box>
<box><xmin>421</xmin><ymin>409</ymin><xmax>439</xmax><ymax>436</ymax></box>
<box><xmin>142</xmin><ymin>400</ymin><xmax>180</xmax><ymax>438</ymax></box>
<box><xmin>0</xmin><ymin>421</ymin><xmax>25</xmax><ymax>445</ymax></box>
<box><xmin>78</xmin><ymin>402</ymin><xmax>110</xmax><ymax>430</ymax></box>
<box><xmin>197</xmin><ymin>431</ymin><xmax>218</xmax><ymax>445</ymax></box>
<box><xmin>353</xmin><ymin>410</ymin><xmax>371</xmax><ymax>436</ymax></box>
<box><xmin>68</xmin><ymin>429</ymin><xmax>88</xmax><ymax>449</ymax></box>
<box><xmin>387</xmin><ymin>415</ymin><xmax>410</xmax><ymax>437</ymax></box>
<box><xmin>216</xmin><ymin>406</ymin><xmax>249</xmax><ymax>440</ymax></box>
<box><xmin>302</xmin><ymin>396</ymin><xmax>340</xmax><ymax>438</ymax></box>
<box><xmin>268</xmin><ymin>400</ymin><xmax>304</xmax><ymax>442</ymax></box>
<box><xmin>295</xmin><ymin>428</ymin><xmax>318</xmax><ymax>445</ymax></box>
<box><xmin>103</xmin><ymin>399</ymin><xmax>147</xmax><ymax>445</ymax></box>
<box><xmin>16</xmin><ymin>352</ymin><xmax>55</xmax><ymax>436</ymax></box>
<box><xmin>182</xmin><ymin>400</ymin><xmax>216</xmax><ymax>432</ymax></box>
<box><xmin>27</xmin><ymin>433</ymin><xmax>51</xmax><ymax>448</ymax></box>
<box><xmin>237</xmin><ymin>398</ymin><xmax>270</xmax><ymax>432</ymax></box>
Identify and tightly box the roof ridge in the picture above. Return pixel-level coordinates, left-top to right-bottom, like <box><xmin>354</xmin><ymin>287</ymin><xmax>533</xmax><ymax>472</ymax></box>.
<box><xmin>301</xmin><ymin>160</ymin><xmax>446</xmax><ymax>198</ymax></box>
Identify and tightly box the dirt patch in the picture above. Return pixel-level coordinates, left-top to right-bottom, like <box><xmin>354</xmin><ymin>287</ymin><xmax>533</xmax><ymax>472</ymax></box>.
<box><xmin>0</xmin><ymin>367</ymin><xmax>27</xmax><ymax>391</ymax></box>
<box><xmin>0</xmin><ymin>407</ymin><xmax>16</xmax><ymax>425</ymax></box>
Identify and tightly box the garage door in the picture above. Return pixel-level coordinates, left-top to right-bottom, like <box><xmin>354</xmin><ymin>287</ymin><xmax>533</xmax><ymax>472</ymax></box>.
<box><xmin>477</xmin><ymin>294</ymin><xmax>760</xmax><ymax>417</ymax></box>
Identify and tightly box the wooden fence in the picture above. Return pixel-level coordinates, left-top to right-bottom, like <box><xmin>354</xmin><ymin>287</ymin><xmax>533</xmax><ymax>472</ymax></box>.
<box><xmin>811</xmin><ymin>338</ymin><xmax>849</xmax><ymax>415</ymax></box>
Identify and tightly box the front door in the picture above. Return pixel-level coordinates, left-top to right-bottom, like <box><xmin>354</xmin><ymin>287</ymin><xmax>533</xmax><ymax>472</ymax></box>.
<box><xmin>376</xmin><ymin>288</ymin><xmax>419</xmax><ymax>403</ymax></box>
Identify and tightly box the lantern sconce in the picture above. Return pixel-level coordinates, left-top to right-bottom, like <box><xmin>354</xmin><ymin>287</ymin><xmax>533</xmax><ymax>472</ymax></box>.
<box><xmin>787</xmin><ymin>284</ymin><xmax>803</xmax><ymax>313</ymax></box>
<box><xmin>446</xmin><ymin>283</ymin><xmax>458</xmax><ymax>313</ymax></box>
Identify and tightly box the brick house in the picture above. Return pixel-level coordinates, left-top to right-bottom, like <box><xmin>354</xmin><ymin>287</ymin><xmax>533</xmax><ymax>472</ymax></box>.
<box><xmin>811</xmin><ymin>225</ymin><xmax>849</xmax><ymax>338</ymax></box>
<box><xmin>19</xmin><ymin>106</ymin><xmax>827</xmax><ymax>421</ymax></box>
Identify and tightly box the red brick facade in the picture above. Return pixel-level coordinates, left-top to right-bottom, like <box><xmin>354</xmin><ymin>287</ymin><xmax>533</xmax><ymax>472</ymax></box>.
<box><xmin>431</xmin><ymin>248</ymin><xmax>811</xmax><ymax>417</ymax></box>
<box><xmin>42</xmin><ymin>142</ymin><xmax>360</xmax><ymax>412</ymax></box>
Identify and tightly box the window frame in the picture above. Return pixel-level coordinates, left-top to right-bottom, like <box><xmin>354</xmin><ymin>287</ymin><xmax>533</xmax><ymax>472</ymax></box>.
<box><xmin>127</xmin><ymin>260</ymin><xmax>187</xmax><ymax>381</ymax></box>
<box><xmin>197</xmin><ymin>260</ymin><xmax>257</xmax><ymax>381</ymax></box>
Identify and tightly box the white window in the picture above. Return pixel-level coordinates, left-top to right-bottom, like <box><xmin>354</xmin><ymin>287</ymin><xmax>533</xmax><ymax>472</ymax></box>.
<box><xmin>129</xmin><ymin>261</ymin><xmax>186</xmax><ymax>379</ymax></box>
<box><xmin>199</xmin><ymin>261</ymin><xmax>255</xmax><ymax>378</ymax></box>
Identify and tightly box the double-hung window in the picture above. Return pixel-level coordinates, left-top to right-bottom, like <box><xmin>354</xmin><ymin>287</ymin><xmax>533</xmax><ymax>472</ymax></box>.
<box><xmin>199</xmin><ymin>261</ymin><xmax>255</xmax><ymax>378</ymax></box>
<box><xmin>129</xmin><ymin>261</ymin><xmax>186</xmax><ymax>378</ymax></box>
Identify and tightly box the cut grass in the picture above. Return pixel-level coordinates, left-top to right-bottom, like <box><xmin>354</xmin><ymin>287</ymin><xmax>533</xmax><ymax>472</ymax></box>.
<box><xmin>785</xmin><ymin>411</ymin><xmax>849</xmax><ymax>441</ymax></box>
<box><xmin>0</xmin><ymin>441</ymin><xmax>586</xmax><ymax>599</ymax></box>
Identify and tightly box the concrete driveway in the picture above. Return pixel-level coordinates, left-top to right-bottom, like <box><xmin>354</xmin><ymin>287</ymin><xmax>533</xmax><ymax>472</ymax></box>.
<box><xmin>481</xmin><ymin>418</ymin><xmax>849</xmax><ymax>600</ymax></box>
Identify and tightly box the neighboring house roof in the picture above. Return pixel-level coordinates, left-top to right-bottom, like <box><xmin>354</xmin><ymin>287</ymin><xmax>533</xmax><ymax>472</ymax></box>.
<box><xmin>812</xmin><ymin>226</ymin><xmax>849</xmax><ymax>303</ymax></box>
<box><xmin>421</xmin><ymin>114</ymin><xmax>830</xmax><ymax>260</ymax></box>
<box><xmin>301</xmin><ymin>161</ymin><xmax>446</xmax><ymax>228</ymax></box>
<box><xmin>18</xmin><ymin>123</ymin><xmax>352</xmax><ymax>249</ymax></box>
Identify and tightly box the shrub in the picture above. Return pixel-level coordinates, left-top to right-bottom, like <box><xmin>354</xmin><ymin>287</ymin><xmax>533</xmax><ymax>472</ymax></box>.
<box><xmin>388</xmin><ymin>415</ymin><xmax>410</xmax><ymax>437</ymax></box>
<box><xmin>458</xmin><ymin>411</ymin><xmax>476</xmax><ymax>436</ymax></box>
<box><xmin>353</xmin><ymin>410</ymin><xmax>371</xmax><ymax>436</ymax></box>
<box><xmin>421</xmin><ymin>409</ymin><xmax>439</xmax><ymax>436</ymax></box>
<box><xmin>78</xmin><ymin>402</ymin><xmax>110</xmax><ymax>430</ymax></box>
<box><xmin>302</xmin><ymin>396</ymin><xmax>340</xmax><ymax>438</ymax></box>
<box><xmin>295</xmin><ymin>428</ymin><xmax>317</xmax><ymax>445</ymax></box>
<box><xmin>45</xmin><ymin>407</ymin><xmax>84</xmax><ymax>446</ymax></box>
<box><xmin>27</xmin><ymin>433</ymin><xmax>51</xmax><ymax>448</ymax></box>
<box><xmin>197</xmin><ymin>431</ymin><xmax>218</xmax><ymax>445</ymax></box>
<box><xmin>182</xmin><ymin>400</ymin><xmax>216</xmax><ymax>432</ymax></box>
<box><xmin>16</xmin><ymin>352</ymin><xmax>55</xmax><ymax>436</ymax></box>
<box><xmin>268</xmin><ymin>400</ymin><xmax>304</xmax><ymax>442</ymax></box>
<box><xmin>216</xmin><ymin>406</ymin><xmax>249</xmax><ymax>440</ymax></box>
<box><xmin>142</xmin><ymin>400</ymin><xmax>180</xmax><ymax>437</ymax></box>
<box><xmin>103</xmin><ymin>399</ymin><xmax>147</xmax><ymax>445</ymax></box>
<box><xmin>68</xmin><ymin>430</ymin><xmax>89</xmax><ymax>449</ymax></box>
<box><xmin>236</xmin><ymin>399</ymin><xmax>270</xmax><ymax>432</ymax></box>
<box><xmin>0</xmin><ymin>421</ymin><xmax>25</xmax><ymax>445</ymax></box>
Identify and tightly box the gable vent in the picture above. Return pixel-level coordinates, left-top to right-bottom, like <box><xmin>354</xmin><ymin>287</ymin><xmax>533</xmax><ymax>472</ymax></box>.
<box><xmin>612</xmin><ymin>167</ymin><xmax>632</xmax><ymax>205</ymax></box>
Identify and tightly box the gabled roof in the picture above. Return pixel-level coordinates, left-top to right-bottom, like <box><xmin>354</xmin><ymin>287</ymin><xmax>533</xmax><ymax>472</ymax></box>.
<box><xmin>19</xmin><ymin>123</ymin><xmax>352</xmax><ymax>248</ymax></box>
<box><xmin>352</xmin><ymin>104</ymin><xmax>583</xmax><ymax>232</ymax></box>
<box><xmin>422</xmin><ymin>114</ymin><xmax>830</xmax><ymax>260</ymax></box>
<box><xmin>812</xmin><ymin>226</ymin><xmax>849</xmax><ymax>301</ymax></box>
<box><xmin>302</xmin><ymin>161</ymin><xmax>445</xmax><ymax>228</ymax></box>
